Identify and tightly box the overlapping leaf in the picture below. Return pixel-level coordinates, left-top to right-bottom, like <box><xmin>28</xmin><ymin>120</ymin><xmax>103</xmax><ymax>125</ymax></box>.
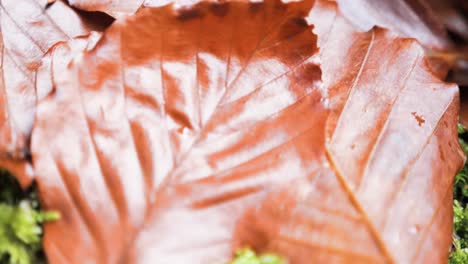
<box><xmin>0</xmin><ymin>0</ymin><xmax>106</xmax><ymax>186</ymax></box>
<box><xmin>67</xmin><ymin>0</ymin><xmax>145</xmax><ymax>18</ymax></box>
<box><xmin>30</xmin><ymin>0</ymin><xmax>464</xmax><ymax>263</ymax></box>
<box><xmin>333</xmin><ymin>0</ymin><xmax>468</xmax><ymax>88</ymax></box>
<box><xmin>66</xmin><ymin>0</ymin><xmax>214</xmax><ymax>17</ymax></box>
<box><xmin>334</xmin><ymin>0</ymin><xmax>452</xmax><ymax>49</ymax></box>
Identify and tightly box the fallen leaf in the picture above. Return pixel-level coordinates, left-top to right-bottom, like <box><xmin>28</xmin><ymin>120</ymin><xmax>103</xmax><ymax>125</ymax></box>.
<box><xmin>309</xmin><ymin>2</ymin><xmax>464</xmax><ymax>262</ymax></box>
<box><xmin>31</xmin><ymin>0</ymin><xmax>464</xmax><ymax>263</ymax></box>
<box><xmin>0</xmin><ymin>0</ymin><xmax>105</xmax><ymax>187</ymax></box>
<box><xmin>66</xmin><ymin>0</ymin><xmax>218</xmax><ymax>18</ymax></box>
<box><xmin>334</xmin><ymin>0</ymin><xmax>451</xmax><ymax>49</ymax></box>
<box><xmin>0</xmin><ymin>0</ymin><xmax>90</xmax><ymax>187</ymax></box>
<box><xmin>36</xmin><ymin>32</ymin><xmax>102</xmax><ymax>104</ymax></box>
<box><xmin>67</xmin><ymin>0</ymin><xmax>145</xmax><ymax>18</ymax></box>
<box><xmin>333</xmin><ymin>0</ymin><xmax>468</xmax><ymax>118</ymax></box>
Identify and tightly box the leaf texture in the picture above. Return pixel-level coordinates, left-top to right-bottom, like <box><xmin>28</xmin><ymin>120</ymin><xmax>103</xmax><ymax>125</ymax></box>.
<box><xmin>30</xmin><ymin>0</ymin><xmax>464</xmax><ymax>263</ymax></box>
<box><xmin>0</xmin><ymin>0</ymin><xmax>97</xmax><ymax>186</ymax></box>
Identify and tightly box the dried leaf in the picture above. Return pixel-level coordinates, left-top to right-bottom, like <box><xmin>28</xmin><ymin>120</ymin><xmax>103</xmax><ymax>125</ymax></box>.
<box><xmin>0</xmin><ymin>0</ymin><xmax>90</xmax><ymax>187</ymax></box>
<box><xmin>334</xmin><ymin>0</ymin><xmax>451</xmax><ymax>49</ymax></box>
<box><xmin>333</xmin><ymin>0</ymin><xmax>468</xmax><ymax>117</ymax></box>
<box><xmin>309</xmin><ymin>1</ymin><xmax>464</xmax><ymax>263</ymax></box>
<box><xmin>31</xmin><ymin>0</ymin><xmax>464</xmax><ymax>263</ymax></box>
<box><xmin>67</xmin><ymin>0</ymin><xmax>145</xmax><ymax>18</ymax></box>
<box><xmin>66</xmin><ymin>0</ymin><xmax>212</xmax><ymax>18</ymax></box>
<box><xmin>0</xmin><ymin>0</ymin><xmax>104</xmax><ymax>187</ymax></box>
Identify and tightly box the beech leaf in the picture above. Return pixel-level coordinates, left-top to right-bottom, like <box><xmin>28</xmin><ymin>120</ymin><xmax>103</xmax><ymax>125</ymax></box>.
<box><xmin>67</xmin><ymin>0</ymin><xmax>145</xmax><ymax>18</ymax></box>
<box><xmin>30</xmin><ymin>0</ymin><xmax>464</xmax><ymax>263</ymax></box>
<box><xmin>334</xmin><ymin>0</ymin><xmax>452</xmax><ymax>49</ymax></box>
<box><xmin>0</xmin><ymin>0</ymin><xmax>100</xmax><ymax>187</ymax></box>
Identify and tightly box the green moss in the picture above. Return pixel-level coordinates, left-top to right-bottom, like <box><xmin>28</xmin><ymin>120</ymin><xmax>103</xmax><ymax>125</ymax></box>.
<box><xmin>229</xmin><ymin>248</ymin><xmax>285</xmax><ymax>264</ymax></box>
<box><xmin>0</xmin><ymin>170</ymin><xmax>59</xmax><ymax>264</ymax></box>
<box><xmin>451</xmin><ymin>235</ymin><xmax>468</xmax><ymax>264</ymax></box>
<box><xmin>451</xmin><ymin>124</ymin><xmax>468</xmax><ymax>264</ymax></box>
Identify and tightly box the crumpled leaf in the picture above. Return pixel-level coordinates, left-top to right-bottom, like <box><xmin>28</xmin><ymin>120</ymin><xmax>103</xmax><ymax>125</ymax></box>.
<box><xmin>31</xmin><ymin>0</ymin><xmax>464</xmax><ymax>263</ymax></box>
<box><xmin>0</xmin><ymin>0</ymin><xmax>103</xmax><ymax>187</ymax></box>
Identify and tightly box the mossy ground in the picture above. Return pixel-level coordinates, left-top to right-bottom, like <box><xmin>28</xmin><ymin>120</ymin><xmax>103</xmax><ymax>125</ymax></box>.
<box><xmin>0</xmin><ymin>171</ymin><xmax>58</xmax><ymax>264</ymax></box>
<box><xmin>450</xmin><ymin>125</ymin><xmax>468</xmax><ymax>263</ymax></box>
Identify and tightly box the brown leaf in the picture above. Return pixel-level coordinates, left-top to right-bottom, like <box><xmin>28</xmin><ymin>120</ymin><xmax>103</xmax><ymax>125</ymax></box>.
<box><xmin>333</xmin><ymin>0</ymin><xmax>468</xmax><ymax>122</ymax></box>
<box><xmin>0</xmin><ymin>0</ymin><xmax>106</xmax><ymax>186</ymax></box>
<box><xmin>309</xmin><ymin>1</ymin><xmax>464</xmax><ymax>262</ymax></box>
<box><xmin>66</xmin><ymin>0</ymin><xmax>231</xmax><ymax>18</ymax></box>
<box><xmin>425</xmin><ymin>0</ymin><xmax>468</xmax><ymax>42</ymax></box>
<box><xmin>31</xmin><ymin>0</ymin><xmax>463</xmax><ymax>263</ymax></box>
<box><xmin>67</xmin><ymin>0</ymin><xmax>145</xmax><ymax>18</ymax></box>
<box><xmin>334</xmin><ymin>0</ymin><xmax>452</xmax><ymax>49</ymax></box>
